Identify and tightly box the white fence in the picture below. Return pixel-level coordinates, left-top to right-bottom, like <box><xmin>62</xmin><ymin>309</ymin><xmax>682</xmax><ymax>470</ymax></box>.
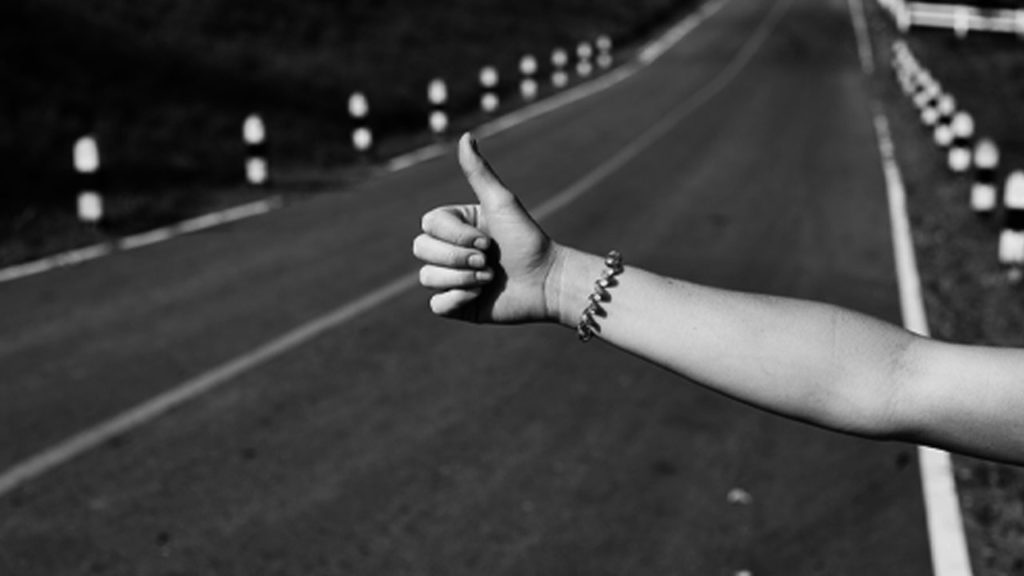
<box><xmin>878</xmin><ymin>0</ymin><xmax>1024</xmax><ymax>36</ymax></box>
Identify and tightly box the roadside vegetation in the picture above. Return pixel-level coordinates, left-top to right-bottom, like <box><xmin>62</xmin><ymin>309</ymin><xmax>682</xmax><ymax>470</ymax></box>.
<box><xmin>867</xmin><ymin>3</ymin><xmax>1024</xmax><ymax>575</ymax></box>
<box><xmin>0</xmin><ymin>0</ymin><xmax>700</xmax><ymax>266</ymax></box>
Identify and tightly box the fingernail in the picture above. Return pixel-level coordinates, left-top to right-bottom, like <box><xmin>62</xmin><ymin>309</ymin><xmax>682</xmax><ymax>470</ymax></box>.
<box><xmin>474</xmin><ymin>237</ymin><xmax>490</xmax><ymax>251</ymax></box>
<box><xmin>468</xmin><ymin>253</ymin><xmax>486</xmax><ymax>268</ymax></box>
<box><xmin>476</xmin><ymin>269</ymin><xmax>494</xmax><ymax>282</ymax></box>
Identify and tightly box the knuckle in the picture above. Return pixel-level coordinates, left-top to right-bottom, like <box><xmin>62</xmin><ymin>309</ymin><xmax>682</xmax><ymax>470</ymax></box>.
<box><xmin>439</xmin><ymin>245</ymin><xmax>462</xmax><ymax>267</ymax></box>
<box><xmin>455</xmin><ymin>227</ymin><xmax>475</xmax><ymax>247</ymax></box>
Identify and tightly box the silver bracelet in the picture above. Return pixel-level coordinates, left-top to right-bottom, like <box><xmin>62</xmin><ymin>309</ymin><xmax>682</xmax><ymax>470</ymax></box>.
<box><xmin>577</xmin><ymin>250</ymin><xmax>624</xmax><ymax>342</ymax></box>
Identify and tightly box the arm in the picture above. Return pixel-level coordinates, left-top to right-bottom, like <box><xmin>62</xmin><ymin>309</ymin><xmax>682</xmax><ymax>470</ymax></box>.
<box><xmin>548</xmin><ymin>246</ymin><xmax>1024</xmax><ymax>463</ymax></box>
<box><xmin>414</xmin><ymin>134</ymin><xmax>1024</xmax><ymax>464</ymax></box>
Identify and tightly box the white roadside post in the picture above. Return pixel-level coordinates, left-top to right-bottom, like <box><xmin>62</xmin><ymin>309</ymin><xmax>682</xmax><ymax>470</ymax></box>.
<box><xmin>971</xmin><ymin>139</ymin><xmax>999</xmax><ymax>217</ymax></box>
<box><xmin>596</xmin><ymin>35</ymin><xmax>613</xmax><ymax>69</ymax></box>
<box><xmin>892</xmin><ymin>42</ymin><xmax>913</xmax><ymax>96</ymax></box>
<box><xmin>74</xmin><ymin>134</ymin><xmax>103</xmax><ymax>225</ymax></box>
<box><xmin>912</xmin><ymin>72</ymin><xmax>931</xmax><ymax>110</ymax></box>
<box><xmin>575</xmin><ymin>41</ymin><xmax>593</xmax><ymax>78</ymax></box>
<box><xmin>551</xmin><ymin>48</ymin><xmax>569</xmax><ymax>89</ymax></box>
<box><xmin>947</xmin><ymin>111</ymin><xmax>974</xmax><ymax>173</ymax></box>
<box><xmin>999</xmin><ymin>171</ymin><xmax>1024</xmax><ymax>282</ymax></box>
<box><xmin>479</xmin><ymin>66</ymin><xmax>500</xmax><ymax>115</ymax></box>
<box><xmin>933</xmin><ymin>94</ymin><xmax>956</xmax><ymax>148</ymax></box>
<box><xmin>911</xmin><ymin>71</ymin><xmax>931</xmax><ymax>109</ymax></box>
<box><xmin>896</xmin><ymin>0</ymin><xmax>912</xmax><ymax>32</ymax></box>
<box><xmin>427</xmin><ymin>78</ymin><xmax>449</xmax><ymax>138</ymax></box>
<box><xmin>920</xmin><ymin>84</ymin><xmax>942</xmax><ymax>128</ymax></box>
<box><xmin>349</xmin><ymin>91</ymin><xmax>374</xmax><ymax>160</ymax></box>
<box><xmin>954</xmin><ymin>6</ymin><xmax>970</xmax><ymax>39</ymax></box>
<box><xmin>519</xmin><ymin>55</ymin><xmax>539</xmax><ymax>102</ymax></box>
<box><xmin>242</xmin><ymin>113</ymin><xmax>269</xmax><ymax>187</ymax></box>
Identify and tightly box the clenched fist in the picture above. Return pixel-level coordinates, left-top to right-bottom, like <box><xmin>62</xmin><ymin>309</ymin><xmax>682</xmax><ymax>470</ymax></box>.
<box><xmin>412</xmin><ymin>134</ymin><xmax>565</xmax><ymax>324</ymax></box>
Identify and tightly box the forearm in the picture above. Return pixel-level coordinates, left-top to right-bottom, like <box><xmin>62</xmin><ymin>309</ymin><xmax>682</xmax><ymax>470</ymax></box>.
<box><xmin>547</xmin><ymin>245</ymin><xmax>918</xmax><ymax>437</ymax></box>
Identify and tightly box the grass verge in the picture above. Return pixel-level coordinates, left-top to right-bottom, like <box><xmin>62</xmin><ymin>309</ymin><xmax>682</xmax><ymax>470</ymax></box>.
<box><xmin>0</xmin><ymin>0</ymin><xmax>700</xmax><ymax>269</ymax></box>
<box><xmin>866</xmin><ymin>4</ymin><xmax>1024</xmax><ymax>576</ymax></box>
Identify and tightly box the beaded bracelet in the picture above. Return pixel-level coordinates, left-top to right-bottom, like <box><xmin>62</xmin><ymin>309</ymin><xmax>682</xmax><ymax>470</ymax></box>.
<box><xmin>577</xmin><ymin>250</ymin><xmax>624</xmax><ymax>342</ymax></box>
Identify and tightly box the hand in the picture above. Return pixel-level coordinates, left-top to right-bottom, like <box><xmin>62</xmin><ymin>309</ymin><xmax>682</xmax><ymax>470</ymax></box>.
<box><xmin>413</xmin><ymin>133</ymin><xmax>562</xmax><ymax>323</ymax></box>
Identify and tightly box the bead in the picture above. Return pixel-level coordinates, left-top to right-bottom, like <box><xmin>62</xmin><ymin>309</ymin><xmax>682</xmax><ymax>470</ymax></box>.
<box><xmin>577</xmin><ymin>250</ymin><xmax>623</xmax><ymax>344</ymax></box>
<box><xmin>577</xmin><ymin>323</ymin><xmax>593</xmax><ymax>341</ymax></box>
<box><xmin>605</xmin><ymin>251</ymin><xmax>622</xmax><ymax>270</ymax></box>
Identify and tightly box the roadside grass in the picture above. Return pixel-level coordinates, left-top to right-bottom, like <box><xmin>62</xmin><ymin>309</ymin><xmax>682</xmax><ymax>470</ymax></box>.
<box><xmin>0</xmin><ymin>0</ymin><xmax>700</xmax><ymax>268</ymax></box>
<box><xmin>867</xmin><ymin>6</ymin><xmax>1024</xmax><ymax>576</ymax></box>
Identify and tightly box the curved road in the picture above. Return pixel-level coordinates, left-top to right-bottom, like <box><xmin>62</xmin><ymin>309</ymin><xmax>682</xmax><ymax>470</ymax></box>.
<box><xmin>1</xmin><ymin>0</ymin><xmax>934</xmax><ymax>573</ymax></box>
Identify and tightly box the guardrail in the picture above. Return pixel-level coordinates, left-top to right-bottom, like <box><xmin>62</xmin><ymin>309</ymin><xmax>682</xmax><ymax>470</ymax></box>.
<box><xmin>878</xmin><ymin>0</ymin><xmax>1024</xmax><ymax>36</ymax></box>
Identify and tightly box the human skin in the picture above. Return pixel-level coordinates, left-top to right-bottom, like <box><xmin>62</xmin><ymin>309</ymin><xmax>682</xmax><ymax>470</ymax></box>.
<box><xmin>412</xmin><ymin>133</ymin><xmax>1024</xmax><ymax>465</ymax></box>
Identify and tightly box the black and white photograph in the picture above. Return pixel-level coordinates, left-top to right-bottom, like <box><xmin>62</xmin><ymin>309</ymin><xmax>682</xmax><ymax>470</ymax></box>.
<box><xmin>3</xmin><ymin>0</ymin><xmax>1024</xmax><ymax>574</ymax></box>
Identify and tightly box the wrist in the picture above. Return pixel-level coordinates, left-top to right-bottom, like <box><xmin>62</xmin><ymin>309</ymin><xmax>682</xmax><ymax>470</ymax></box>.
<box><xmin>542</xmin><ymin>245</ymin><xmax>607</xmax><ymax>328</ymax></box>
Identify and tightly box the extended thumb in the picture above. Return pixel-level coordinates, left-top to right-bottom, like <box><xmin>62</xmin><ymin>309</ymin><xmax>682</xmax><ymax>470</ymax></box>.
<box><xmin>458</xmin><ymin>133</ymin><xmax>515</xmax><ymax>208</ymax></box>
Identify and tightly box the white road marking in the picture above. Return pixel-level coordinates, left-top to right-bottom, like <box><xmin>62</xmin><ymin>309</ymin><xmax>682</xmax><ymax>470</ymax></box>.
<box><xmin>851</xmin><ymin>2</ymin><xmax>971</xmax><ymax>573</ymax></box>
<box><xmin>2</xmin><ymin>0</ymin><xmax>732</xmax><ymax>288</ymax></box>
<box><xmin>385</xmin><ymin>0</ymin><xmax>732</xmax><ymax>174</ymax></box>
<box><xmin>535</xmin><ymin>0</ymin><xmax>788</xmax><ymax>220</ymax></box>
<box><xmin>0</xmin><ymin>273</ymin><xmax>418</xmax><ymax>497</ymax></box>
<box><xmin>0</xmin><ymin>198</ymin><xmax>280</xmax><ymax>286</ymax></box>
<box><xmin>871</xmin><ymin>94</ymin><xmax>975</xmax><ymax>576</ymax></box>
<box><xmin>847</xmin><ymin>6</ymin><xmax>971</xmax><ymax>573</ymax></box>
<box><xmin>0</xmin><ymin>0</ymin><xmax>778</xmax><ymax>497</ymax></box>
<box><xmin>0</xmin><ymin>244</ymin><xmax>111</xmax><ymax>284</ymax></box>
<box><xmin>119</xmin><ymin>228</ymin><xmax>174</xmax><ymax>251</ymax></box>
<box><xmin>848</xmin><ymin>0</ymin><xmax>876</xmax><ymax>75</ymax></box>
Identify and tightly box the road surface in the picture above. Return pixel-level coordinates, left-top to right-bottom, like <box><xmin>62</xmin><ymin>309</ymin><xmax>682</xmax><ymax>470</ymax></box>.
<box><xmin>0</xmin><ymin>0</ymin><xmax>935</xmax><ymax>573</ymax></box>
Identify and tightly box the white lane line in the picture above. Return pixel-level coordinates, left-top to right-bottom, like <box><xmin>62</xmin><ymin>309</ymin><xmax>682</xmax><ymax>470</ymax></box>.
<box><xmin>873</xmin><ymin>108</ymin><xmax>974</xmax><ymax>576</ymax></box>
<box><xmin>0</xmin><ymin>198</ymin><xmax>281</xmax><ymax>286</ymax></box>
<box><xmin>385</xmin><ymin>0</ymin><xmax>732</xmax><ymax>174</ymax></box>
<box><xmin>850</xmin><ymin>0</ymin><xmax>971</xmax><ymax>572</ymax></box>
<box><xmin>0</xmin><ymin>0</ymin><xmax>774</xmax><ymax>498</ymax></box>
<box><xmin>537</xmin><ymin>0</ymin><xmax>788</xmax><ymax>220</ymax></box>
<box><xmin>387</xmin><ymin>143</ymin><xmax>447</xmax><ymax>172</ymax></box>
<box><xmin>639</xmin><ymin>14</ymin><xmax>704</xmax><ymax>63</ymax></box>
<box><xmin>0</xmin><ymin>244</ymin><xmax>113</xmax><ymax>284</ymax></box>
<box><xmin>851</xmin><ymin>2</ymin><xmax>971</xmax><ymax>573</ymax></box>
<box><xmin>848</xmin><ymin>0</ymin><xmax>876</xmax><ymax>75</ymax></box>
<box><xmin>119</xmin><ymin>228</ymin><xmax>175</xmax><ymax>251</ymax></box>
<box><xmin>0</xmin><ymin>274</ymin><xmax>418</xmax><ymax>498</ymax></box>
<box><xmin>2</xmin><ymin>0</ymin><xmax>731</xmax><ymax>287</ymax></box>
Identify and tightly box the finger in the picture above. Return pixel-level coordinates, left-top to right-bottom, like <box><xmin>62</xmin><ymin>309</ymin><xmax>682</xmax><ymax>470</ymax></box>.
<box><xmin>458</xmin><ymin>133</ymin><xmax>518</xmax><ymax>210</ymax></box>
<box><xmin>421</xmin><ymin>206</ymin><xmax>490</xmax><ymax>250</ymax></box>
<box><xmin>419</xmin><ymin>265</ymin><xmax>493</xmax><ymax>290</ymax></box>
<box><xmin>430</xmin><ymin>288</ymin><xmax>482</xmax><ymax>317</ymax></box>
<box><xmin>412</xmin><ymin>234</ymin><xmax>488</xmax><ymax>269</ymax></box>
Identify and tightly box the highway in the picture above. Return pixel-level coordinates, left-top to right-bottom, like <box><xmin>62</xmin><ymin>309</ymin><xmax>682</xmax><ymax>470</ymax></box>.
<box><xmin>0</xmin><ymin>0</ymin><xmax>936</xmax><ymax>573</ymax></box>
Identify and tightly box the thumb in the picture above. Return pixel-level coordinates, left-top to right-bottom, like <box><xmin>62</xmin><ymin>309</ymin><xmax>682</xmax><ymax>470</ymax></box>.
<box><xmin>458</xmin><ymin>133</ymin><xmax>517</xmax><ymax>210</ymax></box>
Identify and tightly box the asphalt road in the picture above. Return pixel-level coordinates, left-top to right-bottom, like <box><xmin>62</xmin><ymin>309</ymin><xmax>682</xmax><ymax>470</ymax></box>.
<box><xmin>0</xmin><ymin>0</ymin><xmax>935</xmax><ymax>573</ymax></box>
